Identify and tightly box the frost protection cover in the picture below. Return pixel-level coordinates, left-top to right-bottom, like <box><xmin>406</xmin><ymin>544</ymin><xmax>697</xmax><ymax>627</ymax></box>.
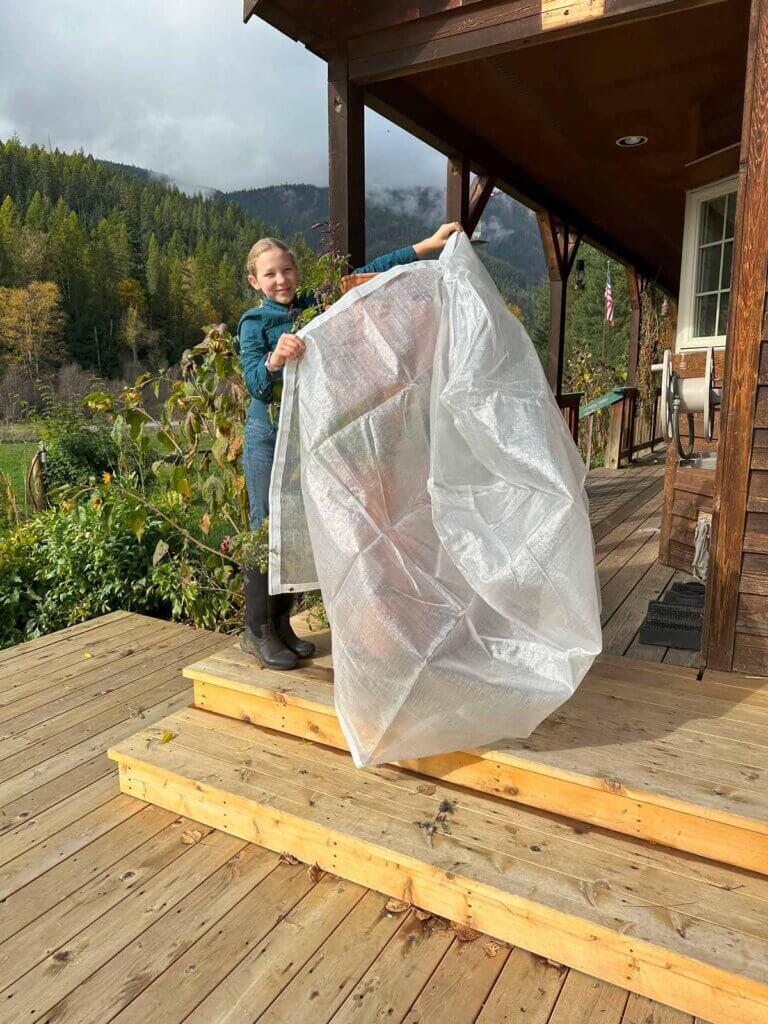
<box><xmin>269</xmin><ymin>233</ymin><xmax>602</xmax><ymax>768</ymax></box>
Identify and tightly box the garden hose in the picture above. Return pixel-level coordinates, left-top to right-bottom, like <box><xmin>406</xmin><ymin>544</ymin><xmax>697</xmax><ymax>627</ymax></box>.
<box><xmin>670</xmin><ymin>379</ymin><xmax>696</xmax><ymax>460</ymax></box>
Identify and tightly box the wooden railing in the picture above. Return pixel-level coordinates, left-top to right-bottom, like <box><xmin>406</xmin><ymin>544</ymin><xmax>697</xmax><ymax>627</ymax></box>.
<box><xmin>556</xmin><ymin>392</ymin><xmax>582</xmax><ymax>444</ymax></box>
<box><xmin>577</xmin><ymin>385</ymin><xmax>664</xmax><ymax>470</ymax></box>
<box><xmin>604</xmin><ymin>386</ymin><xmax>664</xmax><ymax>469</ymax></box>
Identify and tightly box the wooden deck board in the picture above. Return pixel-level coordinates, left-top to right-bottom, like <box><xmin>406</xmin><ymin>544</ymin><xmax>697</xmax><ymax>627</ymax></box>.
<box><xmin>110</xmin><ymin>709</ymin><xmax>768</xmax><ymax>1023</ymax></box>
<box><xmin>185</xmin><ymin>634</ymin><xmax>768</xmax><ymax>872</ymax></box>
<box><xmin>0</xmin><ymin>457</ymin><xmax>726</xmax><ymax>1024</ymax></box>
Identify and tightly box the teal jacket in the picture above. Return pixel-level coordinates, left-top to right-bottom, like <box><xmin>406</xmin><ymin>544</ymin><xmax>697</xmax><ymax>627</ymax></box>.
<box><xmin>239</xmin><ymin>245</ymin><xmax>418</xmax><ymax>426</ymax></box>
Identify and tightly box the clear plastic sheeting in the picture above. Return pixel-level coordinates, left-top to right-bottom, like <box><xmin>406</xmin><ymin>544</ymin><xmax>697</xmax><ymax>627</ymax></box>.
<box><xmin>269</xmin><ymin>233</ymin><xmax>602</xmax><ymax>768</ymax></box>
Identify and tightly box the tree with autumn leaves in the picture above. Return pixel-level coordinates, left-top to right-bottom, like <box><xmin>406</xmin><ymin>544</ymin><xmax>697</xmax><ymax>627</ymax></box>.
<box><xmin>0</xmin><ymin>280</ymin><xmax>65</xmax><ymax>379</ymax></box>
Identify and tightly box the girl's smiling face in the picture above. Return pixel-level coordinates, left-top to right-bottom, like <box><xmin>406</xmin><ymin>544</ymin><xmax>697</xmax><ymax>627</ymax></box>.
<box><xmin>248</xmin><ymin>247</ymin><xmax>299</xmax><ymax>305</ymax></box>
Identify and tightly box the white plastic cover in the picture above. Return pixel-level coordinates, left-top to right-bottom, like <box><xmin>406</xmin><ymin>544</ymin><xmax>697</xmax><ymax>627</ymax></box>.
<box><xmin>269</xmin><ymin>233</ymin><xmax>602</xmax><ymax>768</ymax></box>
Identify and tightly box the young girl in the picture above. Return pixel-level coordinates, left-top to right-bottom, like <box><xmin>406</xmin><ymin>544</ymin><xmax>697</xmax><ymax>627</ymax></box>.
<box><xmin>238</xmin><ymin>222</ymin><xmax>462</xmax><ymax>670</ymax></box>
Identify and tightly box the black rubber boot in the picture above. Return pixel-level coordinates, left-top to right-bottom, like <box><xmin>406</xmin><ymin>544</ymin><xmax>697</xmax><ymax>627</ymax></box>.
<box><xmin>271</xmin><ymin>591</ymin><xmax>316</xmax><ymax>659</ymax></box>
<box><xmin>241</xmin><ymin>567</ymin><xmax>298</xmax><ymax>671</ymax></box>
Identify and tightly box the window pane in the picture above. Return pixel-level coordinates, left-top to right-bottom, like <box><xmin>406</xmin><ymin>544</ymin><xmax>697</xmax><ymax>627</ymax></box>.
<box><xmin>695</xmin><ymin>292</ymin><xmax>718</xmax><ymax>337</ymax></box>
<box><xmin>701</xmin><ymin>196</ymin><xmax>727</xmax><ymax>244</ymax></box>
<box><xmin>721</xmin><ymin>240</ymin><xmax>733</xmax><ymax>290</ymax></box>
<box><xmin>717</xmin><ymin>291</ymin><xmax>731</xmax><ymax>336</ymax></box>
<box><xmin>697</xmin><ymin>244</ymin><xmax>722</xmax><ymax>293</ymax></box>
<box><xmin>725</xmin><ymin>191</ymin><xmax>737</xmax><ymax>238</ymax></box>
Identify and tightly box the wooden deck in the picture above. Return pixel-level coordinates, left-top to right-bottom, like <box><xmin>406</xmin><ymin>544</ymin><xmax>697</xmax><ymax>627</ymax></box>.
<box><xmin>0</xmin><ymin>457</ymin><xmax>721</xmax><ymax>1024</ymax></box>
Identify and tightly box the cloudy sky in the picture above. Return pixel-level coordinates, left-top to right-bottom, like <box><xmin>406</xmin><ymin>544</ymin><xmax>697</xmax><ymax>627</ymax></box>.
<box><xmin>0</xmin><ymin>0</ymin><xmax>446</xmax><ymax>193</ymax></box>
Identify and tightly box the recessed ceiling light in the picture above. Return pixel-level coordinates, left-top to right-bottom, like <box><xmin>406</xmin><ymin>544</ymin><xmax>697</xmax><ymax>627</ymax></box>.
<box><xmin>616</xmin><ymin>135</ymin><xmax>648</xmax><ymax>148</ymax></box>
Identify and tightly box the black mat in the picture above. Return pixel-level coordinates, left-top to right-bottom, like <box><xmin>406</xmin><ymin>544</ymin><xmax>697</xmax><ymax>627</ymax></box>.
<box><xmin>639</xmin><ymin>582</ymin><xmax>705</xmax><ymax>651</ymax></box>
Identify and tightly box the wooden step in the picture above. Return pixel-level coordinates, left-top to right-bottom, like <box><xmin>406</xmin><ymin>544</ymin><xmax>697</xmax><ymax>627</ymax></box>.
<box><xmin>109</xmin><ymin>707</ymin><xmax>768</xmax><ymax>1024</ymax></box>
<box><xmin>183</xmin><ymin>641</ymin><xmax>768</xmax><ymax>875</ymax></box>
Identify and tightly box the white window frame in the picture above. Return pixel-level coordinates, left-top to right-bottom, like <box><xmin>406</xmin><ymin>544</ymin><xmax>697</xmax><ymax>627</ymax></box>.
<box><xmin>676</xmin><ymin>175</ymin><xmax>738</xmax><ymax>352</ymax></box>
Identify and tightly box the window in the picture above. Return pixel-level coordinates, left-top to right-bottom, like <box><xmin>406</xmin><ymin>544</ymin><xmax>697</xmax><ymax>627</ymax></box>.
<box><xmin>676</xmin><ymin>177</ymin><xmax>737</xmax><ymax>350</ymax></box>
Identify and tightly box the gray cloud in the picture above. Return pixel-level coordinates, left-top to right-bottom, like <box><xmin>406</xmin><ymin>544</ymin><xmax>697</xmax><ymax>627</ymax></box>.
<box><xmin>0</xmin><ymin>0</ymin><xmax>444</xmax><ymax>191</ymax></box>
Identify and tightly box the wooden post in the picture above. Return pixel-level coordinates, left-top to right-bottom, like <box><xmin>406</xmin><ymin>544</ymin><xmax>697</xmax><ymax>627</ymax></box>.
<box><xmin>537</xmin><ymin>214</ymin><xmax>581</xmax><ymax>396</ymax></box>
<box><xmin>605</xmin><ymin>400</ymin><xmax>624</xmax><ymax>470</ymax></box>
<box><xmin>703</xmin><ymin>0</ymin><xmax>768</xmax><ymax>670</ymax></box>
<box><xmin>625</xmin><ymin>267</ymin><xmax>645</xmax><ymax>387</ymax></box>
<box><xmin>446</xmin><ymin>154</ymin><xmax>470</xmax><ymax>228</ymax></box>
<box><xmin>328</xmin><ymin>49</ymin><xmax>366</xmax><ymax>270</ymax></box>
<box><xmin>586</xmin><ymin>415</ymin><xmax>594</xmax><ymax>471</ymax></box>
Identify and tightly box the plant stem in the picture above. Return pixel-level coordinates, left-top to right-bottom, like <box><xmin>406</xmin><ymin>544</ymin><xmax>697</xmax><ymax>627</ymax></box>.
<box><xmin>109</xmin><ymin>483</ymin><xmax>239</xmax><ymax>565</ymax></box>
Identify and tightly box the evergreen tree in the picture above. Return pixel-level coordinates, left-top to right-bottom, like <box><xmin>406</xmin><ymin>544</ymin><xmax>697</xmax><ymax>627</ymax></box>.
<box><xmin>0</xmin><ymin>196</ymin><xmax>21</xmax><ymax>283</ymax></box>
<box><xmin>529</xmin><ymin>246</ymin><xmax>633</xmax><ymax>391</ymax></box>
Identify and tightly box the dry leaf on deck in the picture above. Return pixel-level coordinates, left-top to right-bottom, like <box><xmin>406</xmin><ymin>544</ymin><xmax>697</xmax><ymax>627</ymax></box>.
<box><xmin>452</xmin><ymin>923</ymin><xmax>481</xmax><ymax>943</ymax></box>
<box><xmin>161</xmin><ymin>730</ymin><xmax>175</xmax><ymax>744</ymax></box>
<box><xmin>308</xmin><ymin>863</ymin><xmax>322</xmax><ymax>882</ymax></box>
<box><xmin>483</xmin><ymin>941</ymin><xmax>502</xmax><ymax>958</ymax></box>
<box><xmin>385</xmin><ymin>898</ymin><xmax>410</xmax><ymax>914</ymax></box>
<box><xmin>83</xmin><ymin>651</ymin><xmax>94</xmax><ymax>659</ymax></box>
<box><xmin>181</xmin><ymin>829</ymin><xmax>203</xmax><ymax>845</ymax></box>
<box><xmin>426</xmin><ymin>916</ymin><xmax>451</xmax><ymax>933</ymax></box>
<box><xmin>415</xmin><ymin>909</ymin><xmax>432</xmax><ymax>921</ymax></box>
<box><xmin>279</xmin><ymin>852</ymin><xmax>300</xmax><ymax>866</ymax></box>
<box><xmin>416</xmin><ymin>783</ymin><xmax>436</xmax><ymax>796</ymax></box>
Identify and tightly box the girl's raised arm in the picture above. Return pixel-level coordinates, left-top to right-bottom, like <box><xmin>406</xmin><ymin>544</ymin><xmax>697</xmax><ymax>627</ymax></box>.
<box><xmin>353</xmin><ymin>222</ymin><xmax>463</xmax><ymax>274</ymax></box>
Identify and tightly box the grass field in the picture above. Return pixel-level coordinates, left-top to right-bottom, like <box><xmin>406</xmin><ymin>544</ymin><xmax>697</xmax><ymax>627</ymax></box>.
<box><xmin>0</xmin><ymin>441</ymin><xmax>37</xmax><ymax>502</ymax></box>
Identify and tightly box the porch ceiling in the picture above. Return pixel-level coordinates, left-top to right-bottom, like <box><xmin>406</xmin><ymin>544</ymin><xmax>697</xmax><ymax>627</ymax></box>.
<box><xmin>250</xmin><ymin>0</ymin><xmax>749</xmax><ymax>289</ymax></box>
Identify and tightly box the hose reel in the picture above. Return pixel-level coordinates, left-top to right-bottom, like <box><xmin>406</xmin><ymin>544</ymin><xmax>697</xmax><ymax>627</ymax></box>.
<box><xmin>652</xmin><ymin>348</ymin><xmax>721</xmax><ymax>468</ymax></box>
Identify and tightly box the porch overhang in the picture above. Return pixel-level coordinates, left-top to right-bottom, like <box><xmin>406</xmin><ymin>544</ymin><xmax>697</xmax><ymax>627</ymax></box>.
<box><xmin>243</xmin><ymin>0</ymin><xmax>749</xmax><ymax>292</ymax></box>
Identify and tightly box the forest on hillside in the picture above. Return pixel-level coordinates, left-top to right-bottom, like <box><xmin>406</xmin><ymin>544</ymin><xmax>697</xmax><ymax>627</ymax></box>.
<box><xmin>0</xmin><ymin>138</ymin><xmax>634</xmax><ymax>420</ymax></box>
<box><xmin>0</xmin><ymin>138</ymin><xmax>271</xmax><ymax>387</ymax></box>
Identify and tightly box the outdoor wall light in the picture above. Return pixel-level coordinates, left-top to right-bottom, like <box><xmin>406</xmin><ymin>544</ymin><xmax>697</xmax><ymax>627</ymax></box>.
<box><xmin>574</xmin><ymin>258</ymin><xmax>586</xmax><ymax>289</ymax></box>
<box><xmin>616</xmin><ymin>135</ymin><xmax>648</xmax><ymax>148</ymax></box>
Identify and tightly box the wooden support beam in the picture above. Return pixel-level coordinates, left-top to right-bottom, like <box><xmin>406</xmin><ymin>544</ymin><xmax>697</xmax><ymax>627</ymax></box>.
<box><xmin>467</xmin><ymin>174</ymin><xmax>496</xmax><ymax>236</ymax></box>
<box><xmin>243</xmin><ymin>0</ymin><xmax>317</xmax><ymax>44</ymax></box>
<box><xmin>328</xmin><ymin>50</ymin><xmax>366</xmax><ymax>270</ymax></box>
<box><xmin>704</xmin><ymin>0</ymin><xmax>768</xmax><ymax>671</ymax></box>
<box><xmin>537</xmin><ymin>213</ymin><xmax>581</xmax><ymax>396</ymax></box>
<box><xmin>347</xmin><ymin>0</ymin><xmax>728</xmax><ymax>84</ymax></box>
<box><xmin>365</xmin><ymin>79</ymin><xmax>670</xmax><ymax>291</ymax></box>
<box><xmin>328</xmin><ymin>0</ymin><xmax>491</xmax><ymax>38</ymax></box>
<box><xmin>243</xmin><ymin>0</ymin><xmax>260</xmax><ymax>23</ymax></box>
<box><xmin>625</xmin><ymin>268</ymin><xmax>649</xmax><ymax>387</ymax></box>
<box><xmin>446</xmin><ymin>154</ymin><xmax>470</xmax><ymax>228</ymax></box>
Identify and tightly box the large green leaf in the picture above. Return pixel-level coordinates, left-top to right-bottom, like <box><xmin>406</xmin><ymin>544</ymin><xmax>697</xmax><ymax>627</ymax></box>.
<box><xmin>126</xmin><ymin>507</ymin><xmax>148</xmax><ymax>539</ymax></box>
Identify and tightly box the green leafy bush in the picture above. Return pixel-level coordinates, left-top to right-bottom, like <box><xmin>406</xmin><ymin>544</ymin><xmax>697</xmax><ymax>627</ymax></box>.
<box><xmin>1</xmin><ymin>496</ymin><xmax>165</xmax><ymax>645</ymax></box>
<box><xmin>0</xmin><ymin>522</ymin><xmax>38</xmax><ymax>647</ymax></box>
<box><xmin>0</xmin><ymin>482</ymin><xmax>263</xmax><ymax>648</ymax></box>
<box><xmin>36</xmin><ymin>400</ymin><xmax>118</xmax><ymax>490</ymax></box>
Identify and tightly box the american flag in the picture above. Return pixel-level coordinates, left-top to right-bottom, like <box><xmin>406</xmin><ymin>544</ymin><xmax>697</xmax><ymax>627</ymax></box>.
<box><xmin>605</xmin><ymin>264</ymin><xmax>615</xmax><ymax>326</ymax></box>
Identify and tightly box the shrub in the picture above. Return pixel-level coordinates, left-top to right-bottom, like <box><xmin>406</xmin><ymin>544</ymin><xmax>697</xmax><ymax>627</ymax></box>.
<box><xmin>0</xmin><ymin>522</ymin><xmax>38</xmax><ymax>647</ymax></box>
<box><xmin>36</xmin><ymin>400</ymin><xmax>119</xmax><ymax>490</ymax></box>
<box><xmin>1</xmin><ymin>496</ymin><xmax>165</xmax><ymax>645</ymax></box>
<box><xmin>0</xmin><ymin>482</ymin><xmax>264</xmax><ymax>650</ymax></box>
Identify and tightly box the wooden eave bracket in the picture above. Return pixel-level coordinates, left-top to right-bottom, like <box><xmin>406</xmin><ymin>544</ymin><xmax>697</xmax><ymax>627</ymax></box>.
<box><xmin>467</xmin><ymin>174</ymin><xmax>496</xmax><ymax>235</ymax></box>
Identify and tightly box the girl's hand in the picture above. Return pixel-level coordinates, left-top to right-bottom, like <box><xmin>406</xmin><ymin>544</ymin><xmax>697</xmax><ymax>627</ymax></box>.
<box><xmin>269</xmin><ymin>333</ymin><xmax>306</xmax><ymax>369</ymax></box>
<box><xmin>413</xmin><ymin>222</ymin><xmax>463</xmax><ymax>257</ymax></box>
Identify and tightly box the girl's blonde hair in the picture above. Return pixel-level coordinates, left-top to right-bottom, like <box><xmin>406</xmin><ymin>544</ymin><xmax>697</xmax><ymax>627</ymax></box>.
<box><xmin>246</xmin><ymin>237</ymin><xmax>298</xmax><ymax>278</ymax></box>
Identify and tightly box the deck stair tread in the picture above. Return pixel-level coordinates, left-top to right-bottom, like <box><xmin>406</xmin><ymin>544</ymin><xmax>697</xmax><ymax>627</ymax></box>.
<box><xmin>181</xmin><ymin>639</ymin><xmax>768</xmax><ymax>874</ymax></box>
<box><xmin>109</xmin><ymin>707</ymin><xmax>768</xmax><ymax>1024</ymax></box>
